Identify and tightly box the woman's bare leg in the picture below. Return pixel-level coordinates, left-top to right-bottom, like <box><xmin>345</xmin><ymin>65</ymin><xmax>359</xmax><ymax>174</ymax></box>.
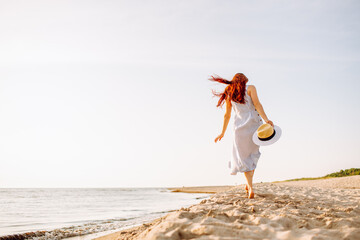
<box><xmin>244</xmin><ymin>170</ymin><xmax>255</xmax><ymax>199</ymax></box>
<box><xmin>245</xmin><ymin>169</ymin><xmax>255</xmax><ymax>191</ymax></box>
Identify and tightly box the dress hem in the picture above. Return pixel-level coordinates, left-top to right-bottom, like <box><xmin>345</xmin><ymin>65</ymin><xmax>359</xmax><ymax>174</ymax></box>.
<box><xmin>230</xmin><ymin>166</ymin><xmax>257</xmax><ymax>175</ymax></box>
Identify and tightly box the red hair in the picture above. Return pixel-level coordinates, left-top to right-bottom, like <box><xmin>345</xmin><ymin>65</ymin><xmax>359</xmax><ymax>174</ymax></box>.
<box><xmin>209</xmin><ymin>73</ymin><xmax>248</xmax><ymax>107</ymax></box>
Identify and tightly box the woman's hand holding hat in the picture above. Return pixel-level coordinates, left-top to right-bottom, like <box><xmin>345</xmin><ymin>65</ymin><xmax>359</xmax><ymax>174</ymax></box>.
<box><xmin>265</xmin><ymin>119</ymin><xmax>274</xmax><ymax>127</ymax></box>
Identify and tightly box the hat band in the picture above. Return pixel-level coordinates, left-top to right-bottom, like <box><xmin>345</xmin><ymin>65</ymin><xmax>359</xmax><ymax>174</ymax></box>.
<box><xmin>258</xmin><ymin>129</ymin><xmax>276</xmax><ymax>141</ymax></box>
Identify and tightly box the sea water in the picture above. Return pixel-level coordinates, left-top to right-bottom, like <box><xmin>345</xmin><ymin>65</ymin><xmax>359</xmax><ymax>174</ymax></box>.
<box><xmin>0</xmin><ymin>188</ymin><xmax>209</xmax><ymax>239</ymax></box>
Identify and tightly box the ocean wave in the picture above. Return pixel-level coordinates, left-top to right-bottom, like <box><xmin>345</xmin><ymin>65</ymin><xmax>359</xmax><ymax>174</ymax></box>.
<box><xmin>0</xmin><ymin>214</ymin><xmax>163</xmax><ymax>240</ymax></box>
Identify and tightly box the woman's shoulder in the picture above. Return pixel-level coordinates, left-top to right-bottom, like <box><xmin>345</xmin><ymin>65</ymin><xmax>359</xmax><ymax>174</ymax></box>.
<box><xmin>247</xmin><ymin>84</ymin><xmax>256</xmax><ymax>90</ymax></box>
<box><xmin>246</xmin><ymin>85</ymin><xmax>256</xmax><ymax>95</ymax></box>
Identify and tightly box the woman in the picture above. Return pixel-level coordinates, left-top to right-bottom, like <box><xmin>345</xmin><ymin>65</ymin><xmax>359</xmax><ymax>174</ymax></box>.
<box><xmin>210</xmin><ymin>73</ymin><xmax>273</xmax><ymax>199</ymax></box>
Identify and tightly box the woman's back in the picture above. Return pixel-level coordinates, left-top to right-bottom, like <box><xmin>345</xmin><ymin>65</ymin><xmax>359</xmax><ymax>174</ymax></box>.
<box><xmin>231</xmin><ymin>85</ymin><xmax>263</xmax><ymax>128</ymax></box>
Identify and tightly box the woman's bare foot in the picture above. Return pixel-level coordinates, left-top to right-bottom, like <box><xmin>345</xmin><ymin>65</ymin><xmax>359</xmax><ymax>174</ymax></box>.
<box><xmin>245</xmin><ymin>184</ymin><xmax>249</xmax><ymax>194</ymax></box>
<box><xmin>248</xmin><ymin>189</ymin><xmax>254</xmax><ymax>199</ymax></box>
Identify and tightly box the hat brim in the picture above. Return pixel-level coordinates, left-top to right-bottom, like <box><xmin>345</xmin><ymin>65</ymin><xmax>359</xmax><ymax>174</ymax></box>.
<box><xmin>252</xmin><ymin>125</ymin><xmax>282</xmax><ymax>146</ymax></box>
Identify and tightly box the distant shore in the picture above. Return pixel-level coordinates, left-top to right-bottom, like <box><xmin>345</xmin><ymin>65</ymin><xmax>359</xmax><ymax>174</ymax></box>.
<box><xmin>168</xmin><ymin>185</ymin><xmax>235</xmax><ymax>194</ymax></box>
<box><xmin>96</xmin><ymin>175</ymin><xmax>360</xmax><ymax>240</ymax></box>
<box><xmin>168</xmin><ymin>171</ymin><xmax>360</xmax><ymax>194</ymax></box>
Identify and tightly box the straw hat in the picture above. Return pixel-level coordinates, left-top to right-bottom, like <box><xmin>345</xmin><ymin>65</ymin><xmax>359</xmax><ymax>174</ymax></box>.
<box><xmin>252</xmin><ymin>123</ymin><xmax>282</xmax><ymax>146</ymax></box>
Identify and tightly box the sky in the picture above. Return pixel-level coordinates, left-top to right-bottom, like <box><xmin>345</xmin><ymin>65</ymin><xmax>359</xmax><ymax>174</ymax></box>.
<box><xmin>0</xmin><ymin>0</ymin><xmax>359</xmax><ymax>188</ymax></box>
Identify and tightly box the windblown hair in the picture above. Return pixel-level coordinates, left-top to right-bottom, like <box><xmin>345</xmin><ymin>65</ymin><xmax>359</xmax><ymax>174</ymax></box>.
<box><xmin>209</xmin><ymin>73</ymin><xmax>248</xmax><ymax>107</ymax></box>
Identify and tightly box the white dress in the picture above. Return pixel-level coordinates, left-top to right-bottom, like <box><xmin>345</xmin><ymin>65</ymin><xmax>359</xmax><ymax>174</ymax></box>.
<box><xmin>229</xmin><ymin>85</ymin><xmax>263</xmax><ymax>175</ymax></box>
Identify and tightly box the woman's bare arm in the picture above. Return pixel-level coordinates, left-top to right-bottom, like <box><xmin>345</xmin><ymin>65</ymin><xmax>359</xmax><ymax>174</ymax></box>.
<box><xmin>248</xmin><ymin>85</ymin><xmax>273</xmax><ymax>126</ymax></box>
<box><xmin>214</xmin><ymin>96</ymin><xmax>232</xmax><ymax>143</ymax></box>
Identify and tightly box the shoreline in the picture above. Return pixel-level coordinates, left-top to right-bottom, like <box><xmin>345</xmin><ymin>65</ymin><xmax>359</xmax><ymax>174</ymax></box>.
<box><xmin>94</xmin><ymin>218</ymin><xmax>163</xmax><ymax>240</ymax></box>
<box><xmin>96</xmin><ymin>175</ymin><xmax>360</xmax><ymax>240</ymax></box>
<box><xmin>168</xmin><ymin>185</ymin><xmax>235</xmax><ymax>194</ymax></box>
<box><xmin>93</xmin><ymin>186</ymin><xmax>235</xmax><ymax>239</ymax></box>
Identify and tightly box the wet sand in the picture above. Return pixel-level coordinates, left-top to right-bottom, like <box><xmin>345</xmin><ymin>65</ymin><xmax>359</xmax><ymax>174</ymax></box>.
<box><xmin>168</xmin><ymin>185</ymin><xmax>235</xmax><ymax>194</ymax></box>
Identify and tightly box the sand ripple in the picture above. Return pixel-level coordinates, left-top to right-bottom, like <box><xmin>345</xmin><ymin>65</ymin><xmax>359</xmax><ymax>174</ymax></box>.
<box><xmin>135</xmin><ymin>183</ymin><xmax>360</xmax><ymax>240</ymax></box>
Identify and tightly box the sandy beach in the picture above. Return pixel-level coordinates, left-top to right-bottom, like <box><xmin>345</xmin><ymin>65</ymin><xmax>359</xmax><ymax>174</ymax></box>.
<box><xmin>96</xmin><ymin>176</ymin><xmax>360</xmax><ymax>240</ymax></box>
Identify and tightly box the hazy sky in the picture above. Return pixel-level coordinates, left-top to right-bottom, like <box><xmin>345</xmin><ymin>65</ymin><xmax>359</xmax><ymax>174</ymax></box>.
<box><xmin>0</xmin><ymin>0</ymin><xmax>359</xmax><ymax>187</ymax></box>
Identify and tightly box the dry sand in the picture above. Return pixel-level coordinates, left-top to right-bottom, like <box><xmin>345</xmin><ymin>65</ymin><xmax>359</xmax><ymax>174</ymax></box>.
<box><xmin>275</xmin><ymin>175</ymin><xmax>360</xmax><ymax>189</ymax></box>
<box><xmin>96</xmin><ymin>176</ymin><xmax>360</xmax><ymax>240</ymax></box>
